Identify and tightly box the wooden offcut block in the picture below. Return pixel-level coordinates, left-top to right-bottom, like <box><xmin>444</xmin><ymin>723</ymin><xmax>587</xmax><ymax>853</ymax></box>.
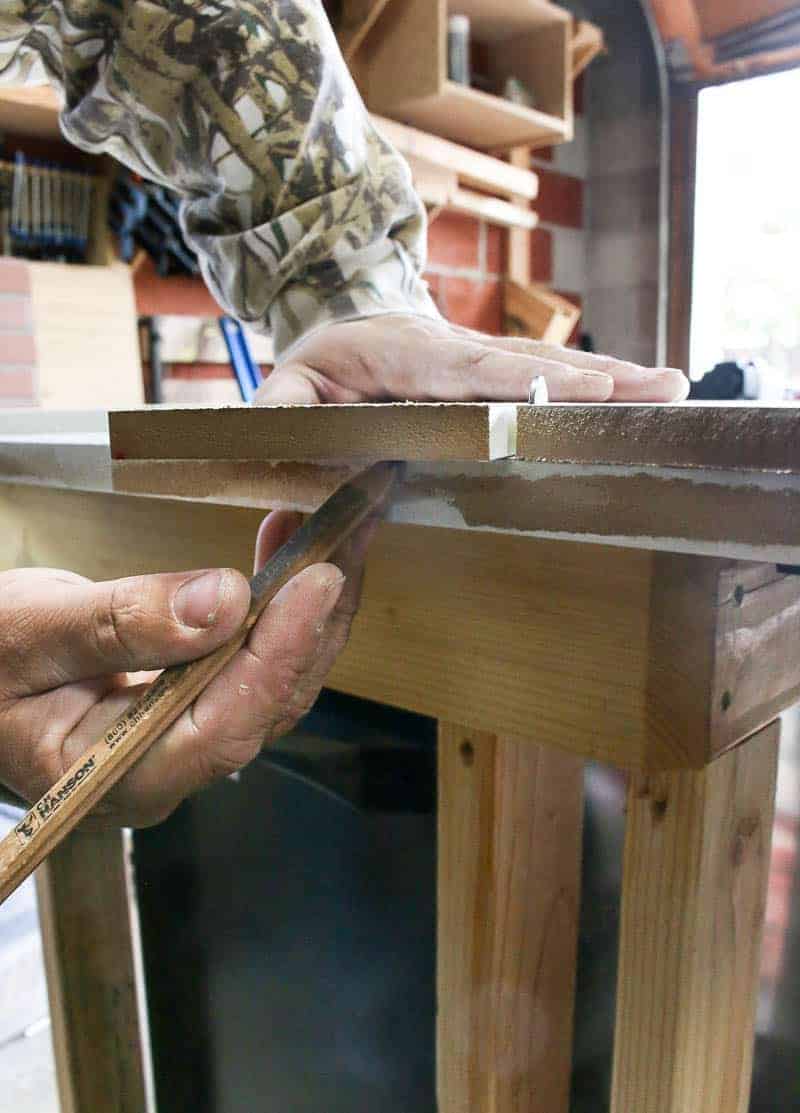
<box><xmin>109</xmin><ymin>402</ymin><xmax>520</xmax><ymax>462</ymax></box>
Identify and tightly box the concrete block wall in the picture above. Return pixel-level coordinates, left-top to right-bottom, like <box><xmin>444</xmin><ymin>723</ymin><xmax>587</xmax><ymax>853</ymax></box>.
<box><xmin>569</xmin><ymin>0</ymin><xmax>665</xmax><ymax>365</ymax></box>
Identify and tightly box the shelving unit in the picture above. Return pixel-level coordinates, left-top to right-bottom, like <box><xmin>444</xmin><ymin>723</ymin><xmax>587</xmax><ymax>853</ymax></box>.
<box><xmin>349</xmin><ymin>0</ymin><xmax>573</xmax><ymax>151</ymax></box>
<box><xmin>0</xmin><ymin>85</ymin><xmax>116</xmax><ymax>267</ymax></box>
<box><xmin>373</xmin><ymin>114</ymin><xmax>539</xmax><ymax>229</ymax></box>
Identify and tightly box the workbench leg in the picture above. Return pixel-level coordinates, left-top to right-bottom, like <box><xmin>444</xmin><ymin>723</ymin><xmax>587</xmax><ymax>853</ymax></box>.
<box><xmin>437</xmin><ymin>723</ymin><xmax>584</xmax><ymax>1113</ymax></box>
<box><xmin>611</xmin><ymin>721</ymin><xmax>780</xmax><ymax>1113</ymax></box>
<box><xmin>35</xmin><ymin>828</ymin><xmax>153</xmax><ymax>1113</ymax></box>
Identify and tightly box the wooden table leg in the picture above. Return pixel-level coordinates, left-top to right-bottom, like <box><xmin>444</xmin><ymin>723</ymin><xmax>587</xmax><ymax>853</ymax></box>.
<box><xmin>611</xmin><ymin>721</ymin><xmax>780</xmax><ymax>1113</ymax></box>
<box><xmin>35</xmin><ymin>828</ymin><xmax>153</xmax><ymax>1113</ymax></box>
<box><xmin>438</xmin><ymin>722</ymin><xmax>584</xmax><ymax>1113</ymax></box>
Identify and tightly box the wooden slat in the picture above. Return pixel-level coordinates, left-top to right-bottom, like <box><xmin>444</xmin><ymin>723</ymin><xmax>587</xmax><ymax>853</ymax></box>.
<box><xmin>438</xmin><ymin>723</ymin><xmax>583</xmax><ymax>1113</ymax></box>
<box><xmin>338</xmin><ymin>0</ymin><xmax>394</xmax><ymax>59</ymax></box>
<box><xmin>108</xmin><ymin>403</ymin><xmax>519</xmax><ymax>462</ymax></box>
<box><xmin>507</xmin><ymin>148</ymin><xmax>532</xmax><ymax>286</ymax></box>
<box><xmin>373</xmin><ymin>115</ymin><xmax>539</xmax><ymax>199</ymax></box>
<box><xmin>611</xmin><ymin>721</ymin><xmax>779</xmax><ymax>1113</ymax></box>
<box><xmin>572</xmin><ymin>20</ymin><xmax>605</xmax><ymax>78</ymax></box>
<box><xmin>35</xmin><ymin>829</ymin><xmax>152</xmax><ymax>1113</ymax></box>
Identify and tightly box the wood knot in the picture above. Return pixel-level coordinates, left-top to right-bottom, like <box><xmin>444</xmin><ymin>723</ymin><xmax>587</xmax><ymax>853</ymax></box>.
<box><xmin>459</xmin><ymin>740</ymin><xmax>475</xmax><ymax>767</ymax></box>
<box><xmin>636</xmin><ymin>777</ymin><xmax>669</xmax><ymax>820</ymax></box>
<box><xmin>732</xmin><ymin>815</ymin><xmax>760</xmax><ymax>867</ymax></box>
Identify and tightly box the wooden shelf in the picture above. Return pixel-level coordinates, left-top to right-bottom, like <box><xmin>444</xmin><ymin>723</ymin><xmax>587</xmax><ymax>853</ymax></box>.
<box><xmin>373</xmin><ymin>113</ymin><xmax>538</xmax><ymax>229</ymax></box>
<box><xmin>0</xmin><ymin>85</ymin><xmax>62</xmax><ymax>139</ymax></box>
<box><xmin>351</xmin><ymin>0</ymin><xmax>573</xmax><ymax>152</ymax></box>
<box><xmin>390</xmin><ymin>81</ymin><xmax>569</xmax><ymax>152</ymax></box>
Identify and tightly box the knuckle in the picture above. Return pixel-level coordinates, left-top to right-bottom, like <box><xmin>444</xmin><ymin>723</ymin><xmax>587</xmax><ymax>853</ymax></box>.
<box><xmin>91</xmin><ymin>584</ymin><xmax>145</xmax><ymax>668</ymax></box>
<box><xmin>192</xmin><ymin>738</ymin><xmax>260</xmax><ymax>789</ymax></box>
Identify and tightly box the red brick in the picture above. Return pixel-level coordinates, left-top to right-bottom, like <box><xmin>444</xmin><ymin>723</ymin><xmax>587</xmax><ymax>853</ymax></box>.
<box><xmin>0</xmin><ymin>367</ymin><xmax>35</xmax><ymax>399</ymax></box>
<box><xmin>0</xmin><ymin>259</ymin><xmax>31</xmax><ymax>295</ymax></box>
<box><xmin>439</xmin><ymin>277</ymin><xmax>503</xmax><ymax>335</ymax></box>
<box><xmin>423</xmin><ymin>271</ymin><xmax>444</xmax><ymax>314</ymax></box>
<box><xmin>535</xmin><ymin>169</ymin><xmax>583</xmax><ymax>229</ymax></box>
<box><xmin>0</xmin><ymin>332</ymin><xmax>36</xmax><ymax>363</ymax></box>
<box><xmin>486</xmin><ymin>226</ymin><xmax>507</xmax><ymax>275</ymax></box>
<box><xmin>0</xmin><ymin>296</ymin><xmax>30</xmax><ymax>329</ymax></box>
<box><xmin>426</xmin><ymin>211</ymin><xmax>480</xmax><ymax>269</ymax></box>
<box><xmin>134</xmin><ymin>257</ymin><xmax>220</xmax><ymax>317</ymax></box>
<box><xmin>167</xmin><ymin>361</ymin><xmax>260</xmax><ymax>381</ymax></box>
<box><xmin>530</xmin><ymin>228</ymin><xmax>553</xmax><ymax>282</ymax></box>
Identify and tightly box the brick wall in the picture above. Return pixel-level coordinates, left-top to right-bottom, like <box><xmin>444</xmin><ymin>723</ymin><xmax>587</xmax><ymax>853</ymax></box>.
<box><xmin>0</xmin><ymin>259</ymin><xmax>36</xmax><ymax>406</ymax></box>
<box><xmin>424</xmin><ymin>79</ymin><xmax>588</xmax><ymax>342</ymax></box>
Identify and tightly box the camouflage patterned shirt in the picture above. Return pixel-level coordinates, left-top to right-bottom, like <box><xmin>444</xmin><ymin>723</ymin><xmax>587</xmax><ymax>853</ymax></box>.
<box><xmin>0</xmin><ymin>0</ymin><xmax>438</xmax><ymax>355</ymax></box>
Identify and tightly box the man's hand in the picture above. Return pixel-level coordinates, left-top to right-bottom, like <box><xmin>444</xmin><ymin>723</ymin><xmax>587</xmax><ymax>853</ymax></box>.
<box><xmin>0</xmin><ymin>511</ymin><xmax>375</xmax><ymax>827</ymax></box>
<box><xmin>255</xmin><ymin>315</ymin><xmax>689</xmax><ymax>405</ymax></box>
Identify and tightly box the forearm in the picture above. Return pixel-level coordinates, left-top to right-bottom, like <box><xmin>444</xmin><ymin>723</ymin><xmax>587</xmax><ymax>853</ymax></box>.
<box><xmin>0</xmin><ymin>0</ymin><xmax>438</xmax><ymax>354</ymax></box>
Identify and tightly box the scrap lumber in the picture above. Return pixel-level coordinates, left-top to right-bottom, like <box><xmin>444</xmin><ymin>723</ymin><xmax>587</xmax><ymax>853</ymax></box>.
<box><xmin>109</xmin><ymin>402</ymin><xmax>519</xmax><ymax>462</ymax></box>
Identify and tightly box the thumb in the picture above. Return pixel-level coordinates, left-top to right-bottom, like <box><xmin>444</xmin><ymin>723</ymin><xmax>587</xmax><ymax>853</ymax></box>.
<box><xmin>2</xmin><ymin>568</ymin><xmax>251</xmax><ymax>695</ymax></box>
<box><xmin>254</xmin><ymin>362</ymin><xmax>324</xmax><ymax>405</ymax></box>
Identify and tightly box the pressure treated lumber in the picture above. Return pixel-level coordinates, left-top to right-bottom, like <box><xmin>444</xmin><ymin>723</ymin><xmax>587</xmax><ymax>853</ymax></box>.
<box><xmin>438</xmin><ymin>724</ymin><xmax>583</xmax><ymax>1113</ymax></box>
<box><xmin>517</xmin><ymin>401</ymin><xmax>800</xmax><ymax>473</ymax></box>
<box><xmin>5</xmin><ymin>482</ymin><xmax>799</xmax><ymax>770</ymax></box>
<box><xmin>35</xmin><ymin>829</ymin><xmax>152</xmax><ymax>1113</ymax></box>
<box><xmin>109</xmin><ymin>403</ymin><xmax>518</xmax><ymax>462</ymax></box>
<box><xmin>611</xmin><ymin>721</ymin><xmax>779</xmax><ymax>1113</ymax></box>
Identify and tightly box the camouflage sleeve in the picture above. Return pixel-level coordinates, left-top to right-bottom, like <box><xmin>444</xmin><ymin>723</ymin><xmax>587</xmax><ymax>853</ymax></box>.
<box><xmin>0</xmin><ymin>0</ymin><xmax>439</xmax><ymax>356</ymax></box>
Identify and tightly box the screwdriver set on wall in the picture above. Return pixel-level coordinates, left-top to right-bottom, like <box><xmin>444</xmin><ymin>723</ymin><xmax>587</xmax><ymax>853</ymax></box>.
<box><xmin>0</xmin><ymin>152</ymin><xmax>94</xmax><ymax>262</ymax></box>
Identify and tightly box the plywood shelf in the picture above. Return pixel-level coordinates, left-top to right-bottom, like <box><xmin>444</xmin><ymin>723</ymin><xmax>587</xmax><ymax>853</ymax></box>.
<box><xmin>0</xmin><ymin>85</ymin><xmax>62</xmax><ymax>139</ymax></box>
<box><xmin>349</xmin><ymin>0</ymin><xmax>573</xmax><ymax>152</ymax></box>
<box><xmin>389</xmin><ymin>82</ymin><xmax>570</xmax><ymax>152</ymax></box>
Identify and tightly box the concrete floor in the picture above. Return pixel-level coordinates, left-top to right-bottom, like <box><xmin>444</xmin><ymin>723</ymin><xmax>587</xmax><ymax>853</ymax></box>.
<box><xmin>0</xmin><ymin>807</ymin><xmax>59</xmax><ymax>1112</ymax></box>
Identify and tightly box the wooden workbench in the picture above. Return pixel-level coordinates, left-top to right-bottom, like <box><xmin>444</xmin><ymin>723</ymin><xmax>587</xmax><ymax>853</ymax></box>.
<box><xmin>1</xmin><ymin>401</ymin><xmax>799</xmax><ymax>1112</ymax></box>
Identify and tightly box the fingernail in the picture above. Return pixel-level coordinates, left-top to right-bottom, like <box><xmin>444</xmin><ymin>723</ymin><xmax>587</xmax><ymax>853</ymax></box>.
<box><xmin>173</xmin><ymin>570</ymin><xmax>224</xmax><ymax>629</ymax></box>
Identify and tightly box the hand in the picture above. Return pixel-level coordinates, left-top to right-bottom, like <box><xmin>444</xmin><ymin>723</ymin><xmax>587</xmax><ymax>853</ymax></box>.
<box><xmin>256</xmin><ymin>315</ymin><xmax>689</xmax><ymax>405</ymax></box>
<box><xmin>0</xmin><ymin>512</ymin><xmax>375</xmax><ymax>827</ymax></box>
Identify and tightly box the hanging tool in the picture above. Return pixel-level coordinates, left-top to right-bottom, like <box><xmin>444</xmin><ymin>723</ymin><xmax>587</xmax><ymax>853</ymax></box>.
<box><xmin>0</xmin><ymin>462</ymin><xmax>400</xmax><ymax>906</ymax></box>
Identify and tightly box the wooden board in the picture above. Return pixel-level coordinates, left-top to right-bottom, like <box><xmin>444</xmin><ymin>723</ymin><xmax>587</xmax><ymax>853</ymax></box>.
<box><xmin>373</xmin><ymin>115</ymin><xmax>539</xmax><ymax>199</ymax></box>
<box><xmin>29</xmin><ymin>263</ymin><xmax>144</xmax><ymax>410</ymax></box>
<box><xmin>36</xmin><ymin>829</ymin><xmax>152</xmax><ymax>1113</ymax></box>
<box><xmin>389</xmin><ymin>84</ymin><xmax>569</xmax><ymax>153</ymax></box>
<box><xmin>109</xmin><ymin>403</ymin><xmax>519</xmax><ymax>462</ymax></box>
<box><xmin>611</xmin><ymin>721</ymin><xmax>779</xmax><ymax>1113</ymax></box>
<box><xmin>3</xmin><ymin>417</ymin><xmax>800</xmax><ymax>562</ymax></box>
<box><xmin>0</xmin><ymin>85</ymin><xmax>62</xmax><ymax>139</ymax></box>
<box><xmin>517</xmin><ymin>402</ymin><xmax>800</xmax><ymax>474</ymax></box>
<box><xmin>438</xmin><ymin>724</ymin><xmax>583</xmax><ymax>1113</ymax></box>
<box><xmin>504</xmin><ymin>282</ymin><xmax>581</xmax><ymax>345</ymax></box>
<box><xmin>5</xmin><ymin>481</ymin><xmax>800</xmax><ymax>770</ymax></box>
